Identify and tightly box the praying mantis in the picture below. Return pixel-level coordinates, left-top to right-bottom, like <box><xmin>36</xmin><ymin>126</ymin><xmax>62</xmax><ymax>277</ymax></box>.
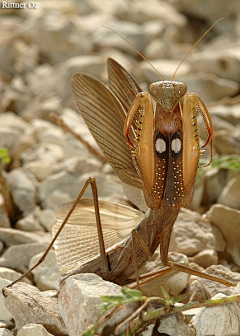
<box><xmin>4</xmin><ymin>19</ymin><xmax>236</xmax><ymax>292</ymax></box>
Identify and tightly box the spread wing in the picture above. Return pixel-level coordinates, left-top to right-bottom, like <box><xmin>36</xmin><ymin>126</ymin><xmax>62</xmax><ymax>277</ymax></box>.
<box><xmin>53</xmin><ymin>199</ymin><xmax>144</xmax><ymax>274</ymax></box>
<box><xmin>71</xmin><ymin>72</ymin><xmax>142</xmax><ymax>189</ymax></box>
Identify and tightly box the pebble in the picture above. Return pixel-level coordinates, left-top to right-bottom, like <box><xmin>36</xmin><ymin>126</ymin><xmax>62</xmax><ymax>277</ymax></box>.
<box><xmin>0</xmin><ymin>329</ymin><xmax>13</xmax><ymax>336</ymax></box>
<box><xmin>218</xmin><ymin>175</ymin><xmax>240</xmax><ymax>209</ymax></box>
<box><xmin>29</xmin><ymin>250</ymin><xmax>61</xmax><ymax>291</ymax></box>
<box><xmin>190</xmin><ymin>249</ymin><xmax>218</xmax><ymax>269</ymax></box>
<box><xmin>169</xmin><ymin>209</ymin><xmax>216</xmax><ymax>256</ymax></box>
<box><xmin>3</xmin><ymin>282</ymin><xmax>68</xmax><ymax>336</ymax></box>
<box><xmin>206</xmin><ymin>204</ymin><xmax>240</xmax><ymax>266</ymax></box>
<box><xmin>6</xmin><ymin>169</ymin><xmax>37</xmax><ymax>215</ymax></box>
<box><xmin>137</xmin><ymin>251</ymin><xmax>190</xmax><ymax>298</ymax></box>
<box><xmin>58</xmin><ymin>273</ymin><xmax>138</xmax><ymax>336</ymax></box>
<box><xmin>158</xmin><ymin>312</ymin><xmax>195</xmax><ymax>336</ymax></box>
<box><xmin>0</xmin><ymin>267</ymin><xmax>32</xmax><ymax>284</ymax></box>
<box><xmin>0</xmin><ymin>227</ymin><xmax>49</xmax><ymax>246</ymax></box>
<box><xmin>17</xmin><ymin>324</ymin><xmax>54</xmax><ymax>336</ymax></box>
<box><xmin>0</xmin><ymin>1</ymin><xmax>240</xmax><ymax>335</ymax></box>
<box><xmin>187</xmin><ymin>265</ymin><xmax>240</xmax><ymax>302</ymax></box>
<box><xmin>0</xmin><ymin>242</ymin><xmax>49</xmax><ymax>273</ymax></box>
<box><xmin>15</xmin><ymin>212</ymin><xmax>45</xmax><ymax>232</ymax></box>
<box><xmin>190</xmin><ymin>292</ymin><xmax>240</xmax><ymax>336</ymax></box>
<box><xmin>0</xmin><ymin>277</ymin><xmax>13</xmax><ymax>321</ymax></box>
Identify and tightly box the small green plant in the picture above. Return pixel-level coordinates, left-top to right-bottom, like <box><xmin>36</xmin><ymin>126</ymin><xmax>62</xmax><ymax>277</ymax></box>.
<box><xmin>82</xmin><ymin>287</ymin><xmax>240</xmax><ymax>335</ymax></box>
<box><xmin>0</xmin><ymin>148</ymin><xmax>11</xmax><ymax>165</ymax></box>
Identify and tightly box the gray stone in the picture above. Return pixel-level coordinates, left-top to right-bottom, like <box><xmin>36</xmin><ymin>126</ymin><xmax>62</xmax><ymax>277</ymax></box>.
<box><xmin>180</xmin><ymin>72</ymin><xmax>239</xmax><ymax>104</ymax></box>
<box><xmin>206</xmin><ymin>204</ymin><xmax>240</xmax><ymax>266</ymax></box>
<box><xmin>140</xmin><ymin>59</ymin><xmax>191</xmax><ymax>83</ymax></box>
<box><xmin>0</xmin><ymin>206</ymin><xmax>11</xmax><ymax>228</ymax></box>
<box><xmin>39</xmin><ymin>171</ymin><xmax>124</xmax><ymax>209</ymax></box>
<box><xmin>137</xmin><ymin>251</ymin><xmax>189</xmax><ymax>298</ymax></box>
<box><xmin>0</xmin><ymin>329</ymin><xmax>13</xmax><ymax>336</ymax></box>
<box><xmin>0</xmin><ymin>227</ymin><xmax>49</xmax><ymax>246</ymax></box>
<box><xmin>17</xmin><ymin>324</ymin><xmax>54</xmax><ymax>336</ymax></box>
<box><xmin>169</xmin><ymin>209</ymin><xmax>216</xmax><ymax>256</ymax></box>
<box><xmin>158</xmin><ymin>312</ymin><xmax>195</xmax><ymax>336</ymax></box>
<box><xmin>187</xmin><ymin>265</ymin><xmax>240</xmax><ymax>302</ymax></box>
<box><xmin>24</xmin><ymin>13</ymin><xmax>91</xmax><ymax>64</ymax></box>
<box><xmin>0</xmin><ymin>243</ymin><xmax>49</xmax><ymax>273</ymax></box>
<box><xmin>15</xmin><ymin>212</ymin><xmax>45</xmax><ymax>232</ymax></box>
<box><xmin>190</xmin><ymin>292</ymin><xmax>240</xmax><ymax>336</ymax></box>
<box><xmin>0</xmin><ymin>267</ymin><xmax>32</xmax><ymax>284</ymax></box>
<box><xmin>3</xmin><ymin>282</ymin><xmax>67</xmax><ymax>335</ymax></box>
<box><xmin>20</xmin><ymin>97</ymin><xmax>63</xmax><ymax>122</ymax></box>
<box><xmin>6</xmin><ymin>169</ymin><xmax>37</xmax><ymax>214</ymax></box>
<box><xmin>0</xmin><ymin>127</ymin><xmax>21</xmax><ymax>157</ymax></box>
<box><xmin>29</xmin><ymin>250</ymin><xmax>60</xmax><ymax>291</ymax></box>
<box><xmin>218</xmin><ymin>176</ymin><xmax>240</xmax><ymax>209</ymax></box>
<box><xmin>0</xmin><ymin>277</ymin><xmax>12</xmax><ymax>321</ymax></box>
<box><xmin>57</xmin><ymin>56</ymin><xmax>104</xmax><ymax>101</ymax></box>
<box><xmin>190</xmin><ymin>249</ymin><xmax>218</xmax><ymax>268</ymax></box>
<box><xmin>37</xmin><ymin>209</ymin><xmax>56</xmax><ymax>232</ymax></box>
<box><xmin>191</xmin><ymin>48</ymin><xmax>240</xmax><ymax>83</ymax></box>
<box><xmin>58</xmin><ymin>273</ymin><xmax>138</xmax><ymax>336</ymax></box>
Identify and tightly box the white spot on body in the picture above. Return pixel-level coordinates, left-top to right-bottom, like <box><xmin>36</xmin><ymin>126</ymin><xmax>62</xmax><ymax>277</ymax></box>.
<box><xmin>155</xmin><ymin>138</ymin><xmax>166</xmax><ymax>154</ymax></box>
<box><xmin>171</xmin><ymin>138</ymin><xmax>181</xmax><ymax>154</ymax></box>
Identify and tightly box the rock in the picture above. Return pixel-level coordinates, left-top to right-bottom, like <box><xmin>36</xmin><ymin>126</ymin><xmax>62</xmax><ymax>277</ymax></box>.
<box><xmin>0</xmin><ymin>207</ymin><xmax>11</xmax><ymax>228</ymax></box>
<box><xmin>169</xmin><ymin>209</ymin><xmax>216</xmax><ymax>256</ymax></box>
<box><xmin>92</xmin><ymin>21</ymin><xmax>150</xmax><ymax>55</ymax></box>
<box><xmin>180</xmin><ymin>72</ymin><xmax>239</xmax><ymax>104</ymax></box>
<box><xmin>213</xmin><ymin>130</ymin><xmax>240</xmax><ymax>155</ymax></box>
<box><xmin>218</xmin><ymin>176</ymin><xmax>240</xmax><ymax>209</ymax></box>
<box><xmin>24</xmin><ymin>13</ymin><xmax>91</xmax><ymax>64</ymax></box>
<box><xmin>58</xmin><ymin>273</ymin><xmax>138</xmax><ymax>336</ymax></box>
<box><xmin>22</xmin><ymin>142</ymin><xmax>65</xmax><ymax>181</ymax></box>
<box><xmin>140</xmin><ymin>59</ymin><xmax>191</xmax><ymax>83</ymax></box>
<box><xmin>0</xmin><ymin>112</ymin><xmax>28</xmax><ymax>132</ymax></box>
<box><xmin>0</xmin><ymin>267</ymin><xmax>32</xmax><ymax>284</ymax></box>
<box><xmin>6</xmin><ymin>169</ymin><xmax>37</xmax><ymax>214</ymax></box>
<box><xmin>0</xmin><ymin>242</ymin><xmax>49</xmax><ymax>273</ymax></box>
<box><xmin>27</xmin><ymin>119</ymin><xmax>65</xmax><ymax>145</ymax></box>
<box><xmin>52</xmin><ymin>156</ymin><xmax>102</xmax><ymax>177</ymax></box>
<box><xmin>25</xmin><ymin>64</ymin><xmax>61</xmax><ymax>101</ymax></box>
<box><xmin>0</xmin><ymin>329</ymin><xmax>13</xmax><ymax>336</ymax></box>
<box><xmin>3</xmin><ymin>282</ymin><xmax>68</xmax><ymax>335</ymax></box>
<box><xmin>209</xmin><ymin>103</ymin><xmax>240</xmax><ymax>125</ymax></box>
<box><xmin>137</xmin><ymin>251</ymin><xmax>190</xmax><ymax>298</ymax></box>
<box><xmin>202</xmin><ymin>168</ymin><xmax>226</xmax><ymax>206</ymax></box>
<box><xmin>177</xmin><ymin>0</ymin><xmax>240</xmax><ymax>31</ymax></box>
<box><xmin>206</xmin><ymin>204</ymin><xmax>240</xmax><ymax>266</ymax></box>
<box><xmin>15</xmin><ymin>212</ymin><xmax>45</xmax><ymax>232</ymax></box>
<box><xmin>0</xmin><ymin>227</ymin><xmax>49</xmax><ymax>246</ymax></box>
<box><xmin>20</xmin><ymin>97</ymin><xmax>63</xmax><ymax>122</ymax></box>
<box><xmin>57</xmin><ymin>56</ymin><xmax>105</xmax><ymax>101</ymax></box>
<box><xmin>37</xmin><ymin>209</ymin><xmax>56</xmax><ymax>232</ymax></box>
<box><xmin>17</xmin><ymin>324</ymin><xmax>54</xmax><ymax>336</ymax></box>
<box><xmin>190</xmin><ymin>249</ymin><xmax>218</xmax><ymax>269</ymax></box>
<box><xmin>190</xmin><ymin>48</ymin><xmax>240</xmax><ymax>83</ymax></box>
<box><xmin>190</xmin><ymin>292</ymin><xmax>240</xmax><ymax>336</ymax></box>
<box><xmin>29</xmin><ymin>250</ymin><xmax>60</xmax><ymax>291</ymax></box>
<box><xmin>187</xmin><ymin>265</ymin><xmax>240</xmax><ymax>302</ymax></box>
<box><xmin>0</xmin><ymin>127</ymin><xmax>21</xmax><ymax>157</ymax></box>
<box><xmin>39</xmin><ymin>171</ymin><xmax>124</xmax><ymax>209</ymax></box>
<box><xmin>1</xmin><ymin>77</ymin><xmax>29</xmax><ymax>114</ymax></box>
<box><xmin>158</xmin><ymin>312</ymin><xmax>195</xmax><ymax>336</ymax></box>
<box><xmin>0</xmin><ymin>277</ymin><xmax>13</xmax><ymax>321</ymax></box>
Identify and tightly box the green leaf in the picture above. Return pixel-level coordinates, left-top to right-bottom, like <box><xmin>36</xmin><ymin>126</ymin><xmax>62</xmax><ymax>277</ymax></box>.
<box><xmin>160</xmin><ymin>287</ymin><xmax>170</xmax><ymax>301</ymax></box>
<box><xmin>122</xmin><ymin>287</ymin><xmax>143</xmax><ymax>299</ymax></box>
<box><xmin>0</xmin><ymin>148</ymin><xmax>11</xmax><ymax>165</ymax></box>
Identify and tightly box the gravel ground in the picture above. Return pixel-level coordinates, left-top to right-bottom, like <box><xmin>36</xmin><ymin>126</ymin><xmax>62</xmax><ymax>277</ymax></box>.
<box><xmin>0</xmin><ymin>0</ymin><xmax>240</xmax><ymax>335</ymax></box>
